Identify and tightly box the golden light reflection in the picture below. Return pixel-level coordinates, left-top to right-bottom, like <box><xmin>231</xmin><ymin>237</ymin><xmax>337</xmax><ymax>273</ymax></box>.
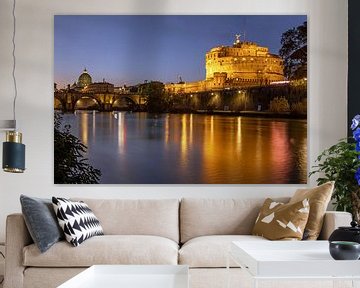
<box><xmin>237</xmin><ymin>117</ymin><xmax>241</xmax><ymax>146</ymax></box>
<box><xmin>172</xmin><ymin>115</ymin><xmax>181</xmax><ymax>144</ymax></box>
<box><xmin>73</xmin><ymin>112</ymin><xmax>306</xmax><ymax>184</ymax></box>
<box><xmin>80</xmin><ymin>113</ymin><xmax>88</xmax><ymax>146</ymax></box>
<box><xmin>255</xmin><ymin>119</ymin><xmax>262</xmax><ymax>168</ymax></box>
<box><xmin>189</xmin><ymin>114</ymin><xmax>193</xmax><ymax>145</ymax></box>
<box><xmin>203</xmin><ymin>115</ymin><xmax>215</xmax><ymax>147</ymax></box>
<box><xmin>200</xmin><ymin>116</ymin><xmax>284</xmax><ymax>183</ymax></box>
<box><xmin>164</xmin><ymin>114</ymin><xmax>170</xmax><ymax>146</ymax></box>
<box><xmin>117</xmin><ymin>112</ymin><xmax>126</xmax><ymax>155</ymax></box>
<box><xmin>180</xmin><ymin>114</ymin><xmax>188</xmax><ymax>165</ymax></box>
<box><xmin>210</xmin><ymin>116</ymin><xmax>214</xmax><ymax>142</ymax></box>
<box><xmin>92</xmin><ymin>111</ymin><xmax>96</xmax><ymax>142</ymax></box>
<box><xmin>202</xmin><ymin>115</ymin><xmax>218</xmax><ymax>181</ymax></box>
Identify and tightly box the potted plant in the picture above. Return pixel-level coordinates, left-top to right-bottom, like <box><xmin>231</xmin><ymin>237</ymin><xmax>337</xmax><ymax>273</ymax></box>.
<box><xmin>310</xmin><ymin>115</ymin><xmax>360</xmax><ymax>222</ymax></box>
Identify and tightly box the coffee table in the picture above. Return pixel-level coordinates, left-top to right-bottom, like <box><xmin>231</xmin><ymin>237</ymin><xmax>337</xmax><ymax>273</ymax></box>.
<box><xmin>57</xmin><ymin>265</ymin><xmax>189</xmax><ymax>288</ymax></box>
<box><xmin>228</xmin><ymin>241</ymin><xmax>360</xmax><ymax>288</ymax></box>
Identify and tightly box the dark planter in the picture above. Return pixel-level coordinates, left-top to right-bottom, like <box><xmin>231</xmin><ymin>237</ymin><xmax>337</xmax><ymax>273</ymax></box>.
<box><xmin>329</xmin><ymin>241</ymin><xmax>360</xmax><ymax>260</ymax></box>
<box><xmin>328</xmin><ymin>221</ymin><xmax>360</xmax><ymax>244</ymax></box>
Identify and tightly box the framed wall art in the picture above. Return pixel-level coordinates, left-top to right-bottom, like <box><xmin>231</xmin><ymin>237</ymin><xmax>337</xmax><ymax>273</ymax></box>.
<box><xmin>54</xmin><ymin>15</ymin><xmax>307</xmax><ymax>184</ymax></box>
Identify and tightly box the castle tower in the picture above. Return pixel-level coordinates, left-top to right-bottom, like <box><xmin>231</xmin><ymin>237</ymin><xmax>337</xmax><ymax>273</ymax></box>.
<box><xmin>205</xmin><ymin>35</ymin><xmax>285</xmax><ymax>85</ymax></box>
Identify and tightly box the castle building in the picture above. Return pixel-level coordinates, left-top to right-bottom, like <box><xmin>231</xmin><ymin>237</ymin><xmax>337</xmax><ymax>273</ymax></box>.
<box><xmin>165</xmin><ymin>35</ymin><xmax>285</xmax><ymax>94</ymax></box>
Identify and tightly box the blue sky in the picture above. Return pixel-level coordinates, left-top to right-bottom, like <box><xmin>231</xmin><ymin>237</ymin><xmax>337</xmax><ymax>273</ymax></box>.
<box><xmin>54</xmin><ymin>15</ymin><xmax>306</xmax><ymax>87</ymax></box>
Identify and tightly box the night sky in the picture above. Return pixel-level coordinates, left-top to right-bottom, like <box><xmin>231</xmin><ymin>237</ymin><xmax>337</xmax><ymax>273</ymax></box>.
<box><xmin>54</xmin><ymin>15</ymin><xmax>306</xmax><ymax>88</ymax></box>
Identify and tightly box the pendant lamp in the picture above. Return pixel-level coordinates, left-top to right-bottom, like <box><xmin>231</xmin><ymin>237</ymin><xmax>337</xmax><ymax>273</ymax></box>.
<box><xmin>1</xmin><ymin>0</ymin><xmax>25</xmax><ymax>173</ymax></box>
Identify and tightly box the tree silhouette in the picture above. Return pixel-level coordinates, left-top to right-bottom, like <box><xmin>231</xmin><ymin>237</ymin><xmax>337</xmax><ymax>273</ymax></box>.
<box><xmin>279</xmin><ymin>21</ymin><xmax>307</xmax><ymax>80</ymax></box>
<box><xmin>141</xmin><ymin>81</ymin><xmax>171</xmax><ymax>113</ymax></box>
<box><xmin>54</xmin><ymin>113</ymin><xmax>101</xmax><ymax>184</ymax></box>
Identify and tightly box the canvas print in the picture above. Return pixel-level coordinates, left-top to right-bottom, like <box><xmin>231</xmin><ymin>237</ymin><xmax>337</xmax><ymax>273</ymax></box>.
<box><xmin>54</xmin><ymin>15</ymin><xmax>307</xmax><ymax>184</ymax></box>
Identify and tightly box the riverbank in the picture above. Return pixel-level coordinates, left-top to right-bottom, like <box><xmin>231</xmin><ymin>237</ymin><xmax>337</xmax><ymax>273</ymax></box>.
<box><xmin>194</xmin><ymin>110</ymin><xmax>307</xmax><ymax>119</ymax></box>
<box><xmin>58</xmin><ymin>109</ymin><xmax>307</xmax><ymax>120</ymax></box>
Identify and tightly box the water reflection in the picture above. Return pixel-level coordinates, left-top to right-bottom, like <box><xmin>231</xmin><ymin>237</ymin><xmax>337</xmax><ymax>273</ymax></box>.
<box><xmin>237</xmin><ymin>117</ymin><xmax>241</xmax><ymax>146</ymax></box>
<box><xmin>92</xmin><ymin>111</ymin><xmax>96</xmax><ymax>141</ymax></box>
<box><xmin>181</xmin><ymin>114</ymin><xmax>188</xmax><ymax>167</ymax></box>
<box><xmin>62</xmin><ymin>112</ymin><xmax>307</xmax><ymax>184</ymax></box>
<box><xmin>80</xmin><ymin>112</ymin><xmax>88</xmax><ymax>146</ymax></box>
<box><xmin>117</xmin><ymin>112</ymin><xmax>126</xmax><ymax>155</ymax></box>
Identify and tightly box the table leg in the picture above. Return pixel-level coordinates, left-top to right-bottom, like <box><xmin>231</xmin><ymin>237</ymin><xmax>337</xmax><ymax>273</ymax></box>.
<box><xmin>226</xmin><ymin>251</ymin><xmax>230</xmax><ymax>288</ymax></box>
<box><xmin>252</xmin><ymin>278</ymin><xmax>258</xmax><ymax>288</ymax></box>
<box><xmin>352</xmin><ymin>279</ymin><xmax>360</xmax><ymax>288</ymax></box>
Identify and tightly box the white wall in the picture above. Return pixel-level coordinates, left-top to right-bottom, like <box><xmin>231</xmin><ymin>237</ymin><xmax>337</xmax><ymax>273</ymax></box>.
<box><xmin>0</xmin><ymin>0</ymin><xmax>348</xmax><ymax>242</ymax></box>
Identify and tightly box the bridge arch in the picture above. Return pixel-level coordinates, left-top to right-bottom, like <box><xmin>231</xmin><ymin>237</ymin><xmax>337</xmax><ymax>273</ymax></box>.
<box><xmin>74</xmin><ymin>96</ymin><xmax>102</xmax><ymax>110</ymax></box>
<box><xmin>112</xmin><ymin>96</ymin><xmax>138</xmax><ymax>110</ymax></box>
<box><xmin>54</xmin><ymin>96</ymin><xmax>65</xmax><ymax>110</ymax></box>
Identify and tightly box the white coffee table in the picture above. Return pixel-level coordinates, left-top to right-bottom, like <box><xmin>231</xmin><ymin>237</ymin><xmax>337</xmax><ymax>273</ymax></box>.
<box><xmin>58</xmin><ymin>265</ymin><xmax>189</xmax><ymax>288</ymax></box>
<box><xmin>228</xmin><ymin>241</ymin><xmax>360</xmax><ymax>288</ymax></box>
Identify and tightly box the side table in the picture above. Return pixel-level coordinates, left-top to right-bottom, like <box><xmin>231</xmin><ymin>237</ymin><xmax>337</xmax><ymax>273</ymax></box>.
<box><xmin>58</xmin><ymin>265</ymin><xmax>189</xmax><ymax>288</ymax></box>
<box><xmin>227</xmin><ymin>240</ymin><xmax>360</xmax><ymax>288</ymax></box>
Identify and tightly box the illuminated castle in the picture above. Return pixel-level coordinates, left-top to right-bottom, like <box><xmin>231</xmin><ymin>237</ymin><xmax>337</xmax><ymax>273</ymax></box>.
<box><xmin>166</xmin><ymin>35</ymin><xmax>285</xmax><ymax>94</ymax></box>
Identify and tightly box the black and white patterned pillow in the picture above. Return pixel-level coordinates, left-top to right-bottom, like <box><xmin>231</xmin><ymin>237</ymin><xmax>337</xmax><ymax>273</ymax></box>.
<box><xmin>52</xmin><ymin>197</ymin><xmax>104</xmax><ymax>247</ymax></box>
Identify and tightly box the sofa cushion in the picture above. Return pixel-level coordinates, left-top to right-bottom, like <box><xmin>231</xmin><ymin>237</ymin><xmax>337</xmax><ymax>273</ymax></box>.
<box><xmin>52</xmin><ymin>197</ymin><xmax>104</xmax><ymax>247</ymax></box>
<box><xmin>180</xmin><ymin>198</ymin><xmax>288</xmax><ymax>243</ymax></box>
<box><xmin>23</xmin><ymin>235</ymin><xmax>178</xmax><ymax>267</ymax></box>
<box><xmin>252</xmin><ymin>198</ymin><xmax>310</xmax><ymax>240</ymax></box>
<box><xmin>72</xmin><ymin>199</ymin><xmax>179</xmax><ymax>243</ymax></box>
<box><xmin>179</xmin><ymin>235</ymin><xmax>267</xmax><ymax>268</ymax></box>
<box><xmin>20</xmin><ymin>195</ymin><xmax>64</xmax><ymax>253</ymax></box>
<box><xmin>290</xmin><ymin>181</ymin><xmax>334</xmax><ymax>240</ymax></box>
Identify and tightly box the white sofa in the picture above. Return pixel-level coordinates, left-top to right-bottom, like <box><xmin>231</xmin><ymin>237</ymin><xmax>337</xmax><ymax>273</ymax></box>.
<box><xmin>4</xmin><ymin>198</ymin><xmax>352</xmax><ymax>288</ymax></box>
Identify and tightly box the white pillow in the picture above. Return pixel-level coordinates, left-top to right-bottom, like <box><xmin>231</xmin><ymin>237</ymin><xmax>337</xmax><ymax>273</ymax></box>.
<box><xmin>52</xmin><ymin>197</ymin><xmax>103</xmax><ymax>246</ymax></box>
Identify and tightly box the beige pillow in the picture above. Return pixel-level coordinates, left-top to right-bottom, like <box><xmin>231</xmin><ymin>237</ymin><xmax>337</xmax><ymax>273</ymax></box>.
<box><xmin>252</xmin><ymin>198</ymin><xmax>310</xmax><ymax>240</ymax></box>
<box><xmin>289</xmin><ymin>181</ymin><xmax>334</xmax><ymax>240</ymax></box>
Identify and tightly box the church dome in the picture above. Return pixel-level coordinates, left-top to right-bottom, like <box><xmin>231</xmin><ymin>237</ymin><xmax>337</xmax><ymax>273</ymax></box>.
<box><xmin>77</xmin><ymin>68</ymin><xmax>92</xmax><ymax>88</ymax></box>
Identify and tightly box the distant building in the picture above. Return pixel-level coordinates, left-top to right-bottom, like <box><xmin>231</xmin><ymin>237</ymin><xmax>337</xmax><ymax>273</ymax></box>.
<box><xmin>165</xmin><ymin>35</ymin><xmax>285</xmax><ymax>94</ymax></box>
<box><xmin>76</xmin><ymin>68</ymin><xmax>92</xmax><ymax>89</ymax></box>
<box><xmin>83</xmin><ymin>79</ymin><xmax>114</xmax><ymax>93</ymax></box>
<box><xmin>58</xmin><ymin>69</ymin><xmax>115</xmax><ymax>94</ymax></box>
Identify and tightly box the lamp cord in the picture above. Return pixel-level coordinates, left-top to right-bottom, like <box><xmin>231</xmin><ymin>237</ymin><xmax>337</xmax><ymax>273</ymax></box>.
<box><xmin>11</xmin><ymin>0</ymin><xmax>17</xmax><ymax>127</ymax></box>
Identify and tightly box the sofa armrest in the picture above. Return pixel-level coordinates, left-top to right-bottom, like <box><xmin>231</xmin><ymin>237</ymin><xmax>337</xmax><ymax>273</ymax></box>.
<box><xmin>318</xmin><ymin>211</ymin><xmax>352</xmax><ymax>240</ymax></box>
<box><xmin>4</xmin><ymin>213</ymin><xmax>33</xmax><ymax>288</ymax></box>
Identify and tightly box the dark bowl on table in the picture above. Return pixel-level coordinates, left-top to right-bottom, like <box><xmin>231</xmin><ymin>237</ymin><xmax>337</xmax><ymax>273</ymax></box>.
<box><xmin>329</xmin><ymin>241</ymin><xmax>360</xmax><ymax>260</ymax></box>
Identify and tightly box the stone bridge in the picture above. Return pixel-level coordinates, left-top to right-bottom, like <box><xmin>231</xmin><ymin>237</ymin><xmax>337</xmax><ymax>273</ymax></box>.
<box><xmin>54</xmin><ymin>91</ymin><xmax>146</xmax><ymax>112</ymax></box>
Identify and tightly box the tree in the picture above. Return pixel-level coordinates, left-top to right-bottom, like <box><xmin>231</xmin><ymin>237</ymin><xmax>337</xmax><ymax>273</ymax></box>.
<box><xmin>141</xmin><ymin>81</ymin><xmax>171</xmax><ymax>113</ymax></box>
<box><xmin>279</xmin><ymin>21</ymin><xmax>307</xmax><ymax>80</ymax></box>
<box><xmin>54</xmin><ymin>113</ymin><xmax>101</xmax><ymax>184</ymax></box>
<box><xmin>269</xmin><ymin>97</ymin><xmax>290</xmax><ymax>113</ymax></box>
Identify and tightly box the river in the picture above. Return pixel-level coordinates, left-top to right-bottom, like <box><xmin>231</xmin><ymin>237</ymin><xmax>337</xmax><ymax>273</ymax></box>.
<box><xmin>60</xmin><ymin>112</ymin><xmax>307</xmax><ymax>184</ymax></box>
